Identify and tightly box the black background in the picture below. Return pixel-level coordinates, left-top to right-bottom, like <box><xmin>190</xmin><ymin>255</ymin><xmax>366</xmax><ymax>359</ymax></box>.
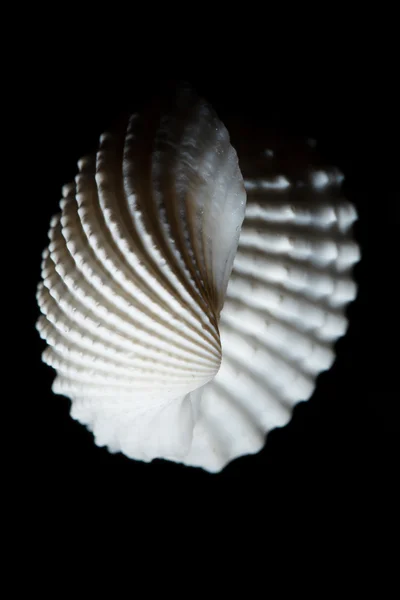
<box><xmin>19</xmin><ymin>35</ymin><xmax>398</xmax><ymax>522</ymax></box>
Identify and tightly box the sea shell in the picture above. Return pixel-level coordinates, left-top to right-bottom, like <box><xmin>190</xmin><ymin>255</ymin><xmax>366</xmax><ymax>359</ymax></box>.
<box><xmin>36</xmin><ymin>87</ymin><xmax>360</xmax><ymax>472</ymax></box>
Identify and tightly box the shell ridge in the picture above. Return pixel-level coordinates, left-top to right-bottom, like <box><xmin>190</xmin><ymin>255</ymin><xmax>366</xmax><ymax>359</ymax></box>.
<box><xmin>39</xmin><ymin>270</ymin><xmax>219</xmax><ymax>369</ymax></box>
<box><xmin>63</xmin><ymin>160</ymin><xmax>222</xmax><ymax>361</ymax></box>
<box><xmin>123</xmin><ymin>113</ymin><xmax>222</xmax><ymax>348</ymax></box>
<box><xmin>97</xmin><ymin>126</ymin><xmax>221</xmax><ymax>348</ymax></box>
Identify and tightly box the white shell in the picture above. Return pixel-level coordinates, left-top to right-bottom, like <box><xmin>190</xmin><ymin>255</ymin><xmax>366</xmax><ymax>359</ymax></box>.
<box><xmin>36</xmin><ymin>88</ymin><xmax>360</xmax><ymax>472</ymax></box>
